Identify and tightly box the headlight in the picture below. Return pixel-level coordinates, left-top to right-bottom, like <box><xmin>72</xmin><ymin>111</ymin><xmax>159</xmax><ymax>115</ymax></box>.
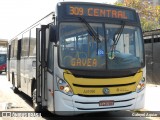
<box><xmin>136</xmin><ymin>77</ymin><xmax>145</xmax><ymax>93</ymax></box>
<box><xmin>56</xmin><ymin>77</ymin><xmax>73</xmax><ymax>96</ymax></box>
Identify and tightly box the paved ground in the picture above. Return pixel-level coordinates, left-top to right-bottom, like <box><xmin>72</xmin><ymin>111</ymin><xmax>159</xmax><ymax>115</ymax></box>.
<box><xmin>0</xmin><ymin>73</ymin><xmax>160</xmax><ymax>120</ymax></box>
<box><xmin>145</xmin><ymin>84</ymin><xmax>160</xmax><ymax>111</ymax></box>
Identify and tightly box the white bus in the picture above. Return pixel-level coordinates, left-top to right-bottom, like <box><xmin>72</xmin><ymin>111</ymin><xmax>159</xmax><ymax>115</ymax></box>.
<box><xmin>8</xmin><ymin>2</ymin><xmax>146</xmax><ymax>116</ymax></box>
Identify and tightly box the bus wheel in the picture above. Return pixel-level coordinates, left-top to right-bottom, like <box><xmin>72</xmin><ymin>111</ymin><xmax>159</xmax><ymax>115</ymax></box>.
<box><xmin>32</xmin><ymin>88</ymin><xmax>42</xmax><ymax>112</ymax></box>
<box><xmin>13</xmin><ymin>87</ymin><xmax>19</xmax><ymax>93</ymax></box>
<box><xmin>12</xmin><ymin>73</ymin><xmax>19</xmax><ymax>93</ymax></box>
<box><xmin>0</xmin><ymin>71</ymin><xmax>2</xmax><ymax>74</ymax></box>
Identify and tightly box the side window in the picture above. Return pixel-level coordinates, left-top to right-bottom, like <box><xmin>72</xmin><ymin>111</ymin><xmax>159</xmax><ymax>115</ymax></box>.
<box><xmin>17</xmin><ymin>39</ymin><xmax>22</xmax><ymax>60</ymax></box>
<box><xmin>46</xmin><ymin>28</ymin><xmax>49</xmax><ymax>61</ymax></box>
<box><xmin>13</xmin><ymin>39</ymin><xmax>18</xmax><ymax>58</ymax></box>
<box><xmin>11</xmin><ymin>40</ymin><xmax>15</xmax><ymax>58</ymax></box>
<box><xmin>8</xmin><ymin>45</ymin><xmax>11</xmax><ymax>60</ymax></box>
<box><xmin>48</xmin><ymin>42</ymin><xmax>53</xmax><ymax>71</ymax></box>
<box><xmin>29</xmin><ymin>28</ymin><xmax>36</xmax><ymax>56</ymax></box>
<box><xmin>22</xmin><ymin>31</ymin><xmax>30</xmax><ymax>57</ymax></box>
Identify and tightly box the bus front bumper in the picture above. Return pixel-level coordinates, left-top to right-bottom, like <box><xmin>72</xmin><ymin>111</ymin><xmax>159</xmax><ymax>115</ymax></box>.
<box><xmin>54</xmin><ymin>88</ymin><xmax>145</xmax><ymax>116</ymax></box>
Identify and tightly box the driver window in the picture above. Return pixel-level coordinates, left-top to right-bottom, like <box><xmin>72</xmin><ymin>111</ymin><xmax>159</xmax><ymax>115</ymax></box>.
<box><xmin>48</xmin><ymin>42</ymin><xmax>54</xmax><ymax>71</ymax></box>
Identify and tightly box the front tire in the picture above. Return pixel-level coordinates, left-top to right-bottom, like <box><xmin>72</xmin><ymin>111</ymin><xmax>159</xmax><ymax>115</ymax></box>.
<box><xmin>13</xmin><ymin>87</ymin><xmax>19</xmax><ymax>93</ymax></box>
<box><xmin>12</xmin><ymin>73</ymin><xmax>19</xmax><ymax>93</ymax></box>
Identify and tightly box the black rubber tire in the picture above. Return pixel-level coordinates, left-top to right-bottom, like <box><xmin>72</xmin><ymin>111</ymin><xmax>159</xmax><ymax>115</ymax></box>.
<box><xmin>12</xmin><ymin>73</ymin><xmax>19</xmax><ymax>93</ymax></box>
<box><xmin>13</xmin><ymin>87</ymin><xmax>19</xmax><ymax>93</ymax></box>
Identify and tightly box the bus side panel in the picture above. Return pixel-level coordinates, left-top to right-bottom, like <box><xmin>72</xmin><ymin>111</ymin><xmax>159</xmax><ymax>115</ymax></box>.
<box><xmin>46</xmin><ymin>42</ymin><xmax>55</xmax><ymax>112</ymax></box>
<box><xmin>7</xmin><ymin>59</ymin><xmax>10</xmax><ymax>81</ymax></box>
<box><xmin>20</xmin><ymin>57</ymin><xmax>28</xmax><ymax>95</ymax></box>
<box><xmin>17</xmin><ymin>60</ymin><xmax>21</xmax><ymax>88</ymax></box>
<box><xmin>47</xmin><ymin>72</ymin><xmax>54</xmax><ymax>112</ymax></box>
<box><xmin>10</xmin><ymin>58</ymin><xmax>17</xmax><ymax>87</ymax></box>
<box><xmin>27</xmin><ymin>56</ymin><xmax>36</xmax><ymax>97</ymax></box>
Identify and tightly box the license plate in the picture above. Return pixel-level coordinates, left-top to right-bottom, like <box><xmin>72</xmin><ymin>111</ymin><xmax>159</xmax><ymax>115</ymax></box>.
<box><xmin>99</xmin><ymin>100</ymin><xmax>114</xmax><ymax>106</ymax></box>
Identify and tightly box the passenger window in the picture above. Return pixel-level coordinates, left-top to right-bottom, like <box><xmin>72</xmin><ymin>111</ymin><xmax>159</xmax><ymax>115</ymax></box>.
<box><xmin>13</xmin><ymin>39</ymin><xmax>18</xmax><ymax>58</ymax></box>
<box><xmin>22</xmin><ymin>31</ymin><xmax>30</xmax><ymax>57</ymax></box>
<box><xmin>11</xmin><ymin>40</ymin><xmax>15</xmax><ymax>58</ymax></box>
<box><xmin>29</xmin><ymin>28</ymin><xmax>36</xmax><ymax>56</ymax></box>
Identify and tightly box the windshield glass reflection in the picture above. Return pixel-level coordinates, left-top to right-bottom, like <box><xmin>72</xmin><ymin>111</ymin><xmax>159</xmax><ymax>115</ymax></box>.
<box><xmin>106</xmin><ymin>24</ymin><xmax>143</xmax><ymax>69</ymax></box>
<box><xmin>59</xmin><ymin>22</ymin><xmax>105</xmax><ymax>70</ymax></box>
<box><xmin>59</xmin><ymin>22</ymin><xmax>144</xmax><ymax>70</ymax></box>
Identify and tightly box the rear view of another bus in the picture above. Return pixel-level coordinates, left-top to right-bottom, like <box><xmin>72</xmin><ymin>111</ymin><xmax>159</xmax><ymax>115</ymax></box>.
<box><xmin>0</xmin><ymin>39</ymin><xmax>8</xmax><ymax>74</ymax></box>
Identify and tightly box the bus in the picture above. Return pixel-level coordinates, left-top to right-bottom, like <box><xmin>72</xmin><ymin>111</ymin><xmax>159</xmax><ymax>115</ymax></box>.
<box><xmin>0</xmin><ymin>40</ymin><xmax>8</xmax><ymax>74</ymax></box>
<box><xmin>8</xmin><ymin>2</ymin><xmax>145</xmax><ymax>116</ymax></box>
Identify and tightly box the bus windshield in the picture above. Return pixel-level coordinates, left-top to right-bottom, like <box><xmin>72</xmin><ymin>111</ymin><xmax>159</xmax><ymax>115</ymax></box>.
<box><xmin>59</xmin><ymin>22</ymin><xmax>144</xmax><ymax>70</ymax></box>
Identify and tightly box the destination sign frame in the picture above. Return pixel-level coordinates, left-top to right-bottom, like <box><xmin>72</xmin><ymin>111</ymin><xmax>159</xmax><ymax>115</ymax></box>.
<box><xmin>57</xmin><ymin>2</ymin><xmax>137</xmax><ymax>21</ymax></box>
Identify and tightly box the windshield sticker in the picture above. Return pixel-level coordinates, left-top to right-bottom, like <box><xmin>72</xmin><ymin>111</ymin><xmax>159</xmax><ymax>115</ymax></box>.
<box><xmin>98</xmin><ymin>49</ymin><xmax>104</xmax><ymax>56</ymax></box>
<box><xmin>71</xmin><ymin>58</ymin><xmax>97</xmax><ymax>67</ymax></box>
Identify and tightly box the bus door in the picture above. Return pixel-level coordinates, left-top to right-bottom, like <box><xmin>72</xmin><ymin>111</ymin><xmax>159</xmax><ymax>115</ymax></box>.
<box><xmin>36</xmin><ymin>25</ymin><xmax>54</xmax><ymax>111</ymax></box>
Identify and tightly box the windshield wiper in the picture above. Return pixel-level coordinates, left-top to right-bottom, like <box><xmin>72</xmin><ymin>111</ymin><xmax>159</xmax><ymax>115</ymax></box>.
<box><xmin>109</xmin><ymin>22</ymin><xmax>125</xmax><ymax>59</ymax></box>
<box><xmin>79</xmin><ymin>17</ymin><xmax>101</xmax><ymax>42</ymax></box>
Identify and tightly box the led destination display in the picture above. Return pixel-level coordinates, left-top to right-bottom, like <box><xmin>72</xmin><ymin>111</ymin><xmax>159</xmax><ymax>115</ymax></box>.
<box><xmin>65</xmin><ymin>4</ymin><xmax>136</xmax><ymax>20</ymax></box>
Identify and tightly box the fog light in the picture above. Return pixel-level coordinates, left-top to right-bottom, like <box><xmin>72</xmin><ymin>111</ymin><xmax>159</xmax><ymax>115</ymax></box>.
<box><xmin>137</xmin><ymin>84</ymin><xmax>141</xmax><ymax>89</ymax></box>
<box><xmin>64</xmin><ymin>86</ymin><xmax>70</xmax><ymax>93</ymax></box>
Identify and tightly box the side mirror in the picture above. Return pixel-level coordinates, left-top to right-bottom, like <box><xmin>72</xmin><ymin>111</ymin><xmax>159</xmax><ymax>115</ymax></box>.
<box><xmin>49</xmin><ymin>24</ymin><xmax>56</xmax><ymax>43</ymax></box>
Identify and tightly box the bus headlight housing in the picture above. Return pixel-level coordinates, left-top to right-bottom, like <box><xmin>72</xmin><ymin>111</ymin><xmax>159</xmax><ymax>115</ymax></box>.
<box><xmin>56</xmin><ymin>77</ymin><xmax>73</xmax><ymax>96</ymax></box>
<box><xmin>136</xmin><ymin>77</ymin><xmax>145</xmax><ymax>93</ymax></box>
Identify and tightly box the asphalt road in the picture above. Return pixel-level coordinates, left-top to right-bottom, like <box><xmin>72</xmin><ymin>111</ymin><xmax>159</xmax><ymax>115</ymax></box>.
<box><xmin>0</xmin><ymin>73</ymin><xmax>160</xmax><ymax>120</ymax></box>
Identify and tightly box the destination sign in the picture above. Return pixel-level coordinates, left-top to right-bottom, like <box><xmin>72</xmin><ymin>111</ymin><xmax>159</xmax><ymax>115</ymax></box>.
<box><xmin>65</xmin><ymin>4</ymin><xmax>136</xmax><ymax>20</ymax></box>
